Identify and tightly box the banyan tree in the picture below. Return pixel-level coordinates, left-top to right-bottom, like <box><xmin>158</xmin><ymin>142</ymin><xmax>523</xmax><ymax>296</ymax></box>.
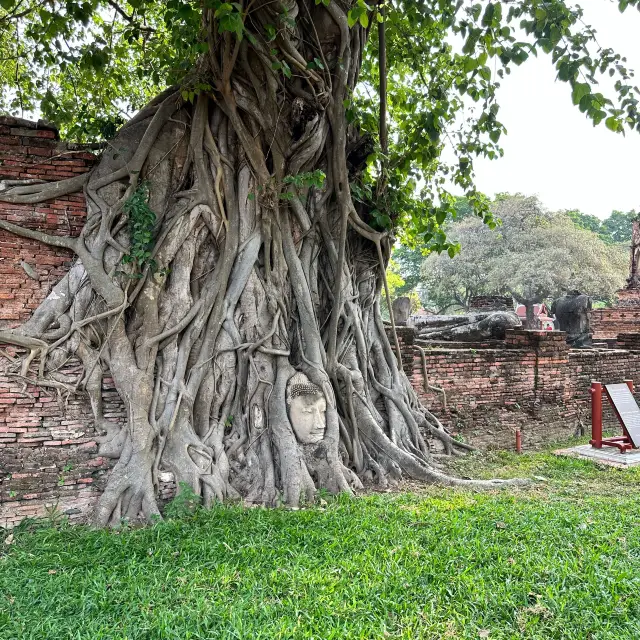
<box><xmin>0</xmin><ymin>0</ymin><xmax>638</xmax><ymax>525</ymax></box>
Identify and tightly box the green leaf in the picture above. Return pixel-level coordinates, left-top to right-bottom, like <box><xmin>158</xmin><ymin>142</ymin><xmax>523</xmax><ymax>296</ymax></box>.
<box><xmin>571</xmin><ymin>82</ymin><xmax>590</xmax><ymax>106</ymax></box>
<box><xmin>605</xmin><ymin>116</ymin><xmax>620</xmax><ymax>131</ymax></box>
<box><xmin>549</xmin><ymin>26</ymin><xmax>562</xmax><ymax>46</ymax></box>
<box><xmin>535</xmin><ymin>8</ymin><xmax>547</xmax><ymax>21</ymax></box>
<box><xmin>481</xmin><ymin>3</ymin><xmax>495</xmax><ymax>27</ymax></box>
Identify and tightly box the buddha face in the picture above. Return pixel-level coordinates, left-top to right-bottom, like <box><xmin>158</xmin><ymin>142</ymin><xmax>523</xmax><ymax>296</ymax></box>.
<box><xmin>286</xmin><ymin>372</ymin><xmax>327</xmax><ymax>444</ymax></box>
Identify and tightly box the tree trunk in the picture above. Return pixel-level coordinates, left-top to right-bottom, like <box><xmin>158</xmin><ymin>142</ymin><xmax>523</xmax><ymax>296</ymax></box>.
<box><xmin>0</xmin><ymin>2</ymin><xmax>520</xmax><ymax>525</ymax></box>
<box><xmin>525</xmin><ymin>301</ymin><xmax>535</xmax><ymax>329</ymax></box>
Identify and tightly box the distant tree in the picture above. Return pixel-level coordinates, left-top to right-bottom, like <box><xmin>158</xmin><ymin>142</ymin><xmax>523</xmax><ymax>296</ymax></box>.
<box><xmin>491</xmin><ymin>204</ymin><xmax>627</xmax><ymax>326</ymax></box>
<box><xmin>421</xmin><ymin>196</ymin><xmax>628</xmax><ymax>326</ymax></box>
<box><xmin>451</xmin><ymin>196</ymin><xmax>475</xmax><ymax>222</ymax></box>
<box><xmin>391</xmin><ymin>245</ymin><xmax>424</xmax><ymax>300</ymax></box>
<box><xmin>564</xmin><ymin>208</ymin><xmax>637</xmax><ymax>245</ymax></box>
<box><xmin>601</xmin><ymin>210</ymin><xmax>638</xmax><ymax>244</ymax></box>
<box><xmin>564</xmin><ymin>209</ymin><xmax>603</xmax><ymax>235</ymax></box>
<box><xmin>420</xmin><ymin>219</ymin><xmax>496</xmax><ymax>313</ymax></box>
<box><xmin>391</xmin><ymin>196</ymin><xmax>473</xmax><ymax>306</ymax></box>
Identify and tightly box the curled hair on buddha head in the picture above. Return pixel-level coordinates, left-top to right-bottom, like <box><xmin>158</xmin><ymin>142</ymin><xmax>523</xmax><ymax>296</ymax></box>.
<box><xmin>286</xmin><ymin>371</ymin><xmax>322</xmax><ymax>406</ymax></box>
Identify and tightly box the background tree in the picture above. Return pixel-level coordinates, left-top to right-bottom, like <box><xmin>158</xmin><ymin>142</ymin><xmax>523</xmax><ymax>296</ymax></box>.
<box><xmin>601</xmin><ymin>210</ymin><xmax>638</xmax><ymax>244</ymax></box>
<box><xmin>390</xmin><ymin>196</ymin><xmax>475</xmax><ymax>308</ymax></box>
<box><xmin>564</xmin><ymin>209</ymin><xmax>603</xmax><ymax>235</ymax></box>
<box><xmin>381</xmin><ymin>258</ymin><xmax>421</xmax><ymax>319</ymax></box>
<box><xmin>491</xmin><ymin>198</ymin><xmax>627</xmax><ymax>325</ymax></box>
<box><xmin>420</xmin><ymin>220</ymin><xmax>495</xmax><ymax>313</ymax></box>
<box><xmin>387</xmin><ymin>245</ymin><xmax>424</xmax><ymax>302</ymax></box>
<box><xmin>420</xmin><ymin>195</ymin><xmax>627</xmax><ymax>325</ymax></box>
<box><xmin>564</xmin><ymin>208</ymin><xmax>637</xmax><ymax>244</ymax></box>
<box><xmin>0</xmin><ymin>0</ymin><xmax>639</xmax><ymax>524</ymax></box>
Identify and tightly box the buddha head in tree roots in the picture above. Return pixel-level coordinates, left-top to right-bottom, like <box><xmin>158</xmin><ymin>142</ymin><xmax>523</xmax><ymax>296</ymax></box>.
<box><xmin>286</xmin><ymin>371</ymin><xmax>327</xmax><ymax>444</ymax></box>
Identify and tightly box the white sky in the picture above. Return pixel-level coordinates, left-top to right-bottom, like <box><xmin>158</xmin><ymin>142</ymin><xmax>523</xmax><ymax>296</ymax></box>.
<box><xmin>473</xmin><ymin>0</ymin><xmax>640</xmax><ymax>219</ymax></box>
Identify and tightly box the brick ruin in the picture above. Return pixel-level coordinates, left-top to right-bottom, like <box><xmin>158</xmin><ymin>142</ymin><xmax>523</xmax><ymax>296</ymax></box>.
<box><xmin>591</xmin><ymin>219</ymin><xmax>640</xmax><ymax>341</ymax></box>
<box><xmin>468</xmin><ymin>295</ymin><xmax>514</xmax><ymax>312</ymax></box>
<box><xmin>591</xmin><ymin>289</ymin><xmax>640</xmax><ymax>342</ymax></box>
<box><xmin>396</xmin><ymin>327</ymin><xmax>640</xmax><ymax>450</ymax></box>
<box><xmin>0</xmin><ymin>117</ymin><xmax>113</xmax><ymax>527</ymax></box>
<box><xmin>2</xmin><ymin>117</ymin><xmax>640</xmax><ymax>527</ymax></box>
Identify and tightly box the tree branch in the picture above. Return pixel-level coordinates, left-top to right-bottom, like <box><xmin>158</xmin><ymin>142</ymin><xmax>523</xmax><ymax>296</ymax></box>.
<box><xmin>377</xmin><ymin>4</ymin><xmax>388</xmax><ymax>195</ymax></box>
<box><xmin>105</xmin><ymin>0</ymin><xmax>155</xmax><ymax>31</ymax></box>
<box><xmin>0</xmin><ymin>173</ymin><xmax>90</xmax><ymax>204</ymax></box>
<box><xmin>0</xmin><ymin>218</ymin><xmax>77</xmax><ymax>250</ymax></box>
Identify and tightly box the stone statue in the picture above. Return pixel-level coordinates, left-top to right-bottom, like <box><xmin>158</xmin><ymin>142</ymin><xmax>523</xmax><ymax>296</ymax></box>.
<box><xmin>551</xmin><ymin>291</ymin><xmax>592</xmax><ymax>347</ymax></box>
<box><xmin>417</xmin><ymin>310</ymin><xmax>521</xmax><ymax>341</ymax></box>
<box><xmin>286</xmin><ymin>371</ymin><xmax>326</xmax><ymax>444</ymax></box>
<box><xmin>391</xmin><ymin>296</ymin><xmax>412</xmax><ymax>325</ymax></box>
<box><xmin>628</xmin><ymin>219</ymin><xmax>640</xmax><ymax>289</ymax></box>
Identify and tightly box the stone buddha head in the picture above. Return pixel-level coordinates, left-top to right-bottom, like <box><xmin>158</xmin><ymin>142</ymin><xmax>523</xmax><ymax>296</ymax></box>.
<box><xmin>286</xmin><ymin>371</ymin><xmax>327</xmax><ymax>444</ymax></box>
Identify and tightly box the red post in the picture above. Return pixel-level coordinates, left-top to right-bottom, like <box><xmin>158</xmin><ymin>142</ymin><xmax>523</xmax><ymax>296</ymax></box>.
<box><xmin>515</xmin><ymin>429</ymin><xmax>522</xmax><ymax>454</ymax></box>
<box><xmin>590</xmin><ymin>380</ymin><xmax>603</xmax><ymax>448</ymax></box>
<box><xmin>625</xmin><ymin>379</ymin><xmax>634</xmax><ymax>394</ymax></box>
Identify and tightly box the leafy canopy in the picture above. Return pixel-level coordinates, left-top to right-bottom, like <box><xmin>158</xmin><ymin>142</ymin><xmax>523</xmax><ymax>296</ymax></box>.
<box><xmin>1</xmin><ymin>0</ymin><xmax>639</xmax><ymax>251</ymax></box>
<box><xmin>419</xmin><ymin>194</ymin><xmax>628</xmax><ymax>312</ymax></box>
<box><xmin>566</xmin><ymin>208</ymin><xmax>638</xmax><ymax>244</ymax></box>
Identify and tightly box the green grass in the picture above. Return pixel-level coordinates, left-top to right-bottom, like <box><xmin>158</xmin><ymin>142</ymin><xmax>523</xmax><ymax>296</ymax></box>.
<box><xmin>2</xmin><ymin>445</ymin><xmax>640</xmax><ymax>639</ymax></box>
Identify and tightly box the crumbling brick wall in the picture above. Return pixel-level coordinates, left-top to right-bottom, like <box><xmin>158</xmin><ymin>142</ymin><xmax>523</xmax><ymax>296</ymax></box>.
<box><xmin>0</xmin><ymin>117</ymin><xmax>93</xmax><ymax>328</ymax></box>
<box><xmin>0</xmin><ymin>117</ymin><xmax>181</xmax><ymax>529</ymax></box>
<box><xmin>399</xmin><ymin>327</ymin><xmax>640</xmax><ymax>450</ymax></box>
<box><xmin>0</xmin><ymin>117</ymin><xmax>124</xmax><ymax>528</ymax></box>
<box><xmin>591</xmin><ymin>289</ymin><xmax>640</xmax><ymax>341</ymax></box>
<box><xmin>591</xmin><ymin>308</ymin><xmax>640</xmax><ymax>341</ymax></box>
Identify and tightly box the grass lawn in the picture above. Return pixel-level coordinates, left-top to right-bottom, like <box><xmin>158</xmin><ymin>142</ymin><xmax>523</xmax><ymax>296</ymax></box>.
<box><xmin>2</xmin><ymin>442</ymin><xmax>640</xmax><ymax>639</ymax></box>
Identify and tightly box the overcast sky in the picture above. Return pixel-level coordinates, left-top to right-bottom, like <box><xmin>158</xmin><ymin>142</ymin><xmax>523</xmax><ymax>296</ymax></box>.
<box><xmin>472</xmin><ymin>0</ymin><xmax>640</xmax><ymax>219</ymax></box>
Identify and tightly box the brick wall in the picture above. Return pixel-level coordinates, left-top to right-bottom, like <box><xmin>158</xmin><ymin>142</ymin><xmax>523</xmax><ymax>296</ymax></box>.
<box><xmin>0</xmin><ymin>363</ymin><xmax>120</xmax><ymax>527</ymax></box>
<box><xmin>591</xmin><ymin>307</ymin><xmax>640</xmax><ymax>341</ymax></box>
<box><xmin>591</xmin><ymin>289</ymin><xmax>640</xmax><ymax>340</ymax></box>
<box><xmin>0</xmin><ymin>117</ymin><xmax>125</xmax><ymax>527</ymax></box>
<box><xmin>0</xmin><ymin>118</ymin><xmax>181</xmax><ymax>529</ymax></box>
<box><xmin>0</xmin><ymin>116</ymin><xmax>94</xmax><ymax>329</ymax></box>
<box><xmin>398</xmin><ymin>327</ymin><xmax>640</xmax><ymax>450</ymax></box>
